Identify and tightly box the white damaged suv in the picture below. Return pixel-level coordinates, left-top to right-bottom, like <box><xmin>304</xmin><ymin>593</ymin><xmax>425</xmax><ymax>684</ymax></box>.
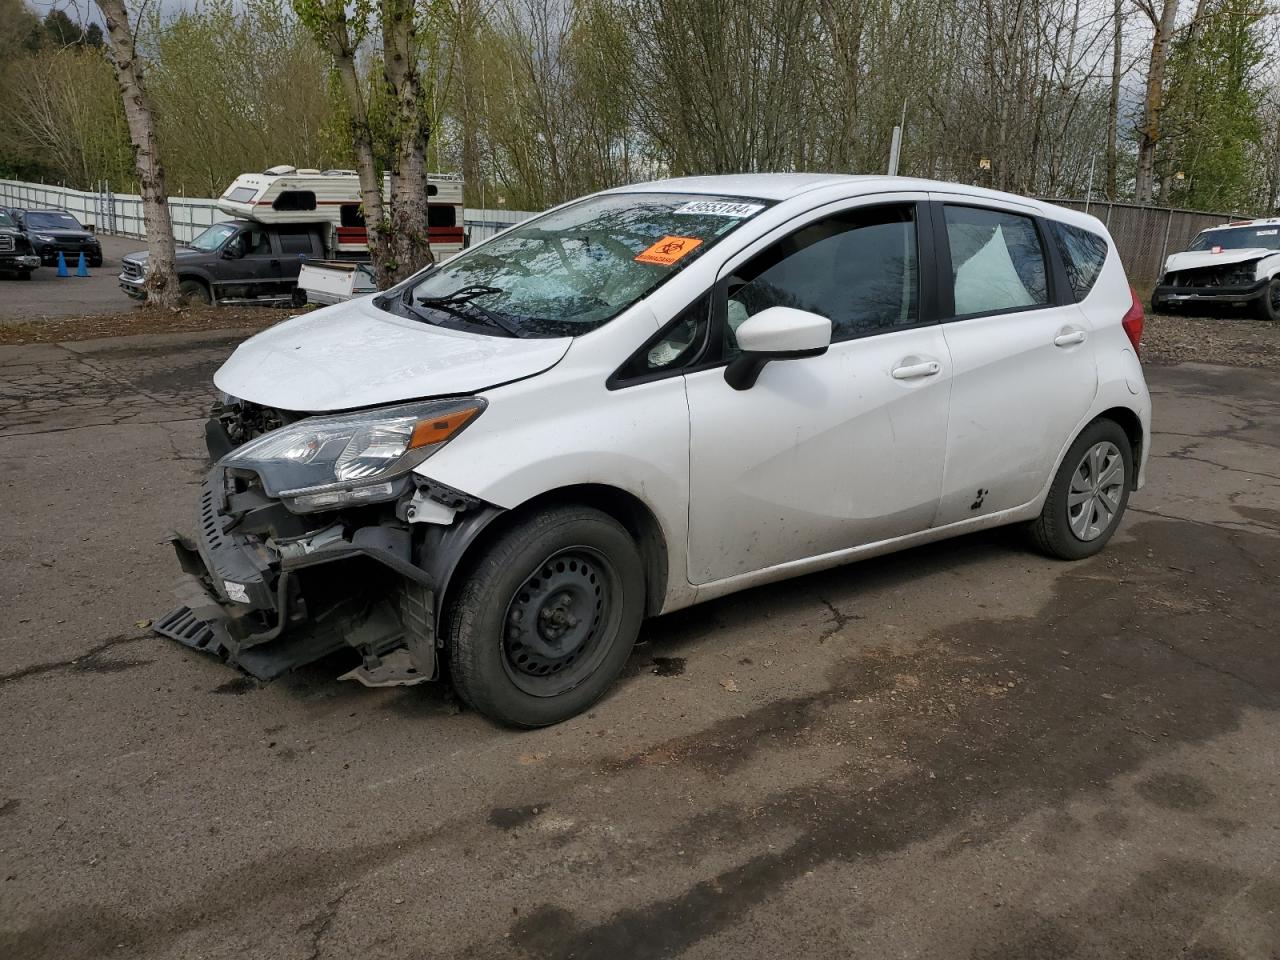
<box><xmin>156</xmin><ymin>175</ymin><xmax>1151</xmax><ymax>726</ymax></box>
<box><xmin>1153</xmin><ymin>217</ymin><xmax>1280</xmax><ymax>321</ymax></box>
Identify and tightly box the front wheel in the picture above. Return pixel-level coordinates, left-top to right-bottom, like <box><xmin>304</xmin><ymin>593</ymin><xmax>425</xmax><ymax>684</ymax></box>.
<box><xmin>445</xmin><ymin>506</ymin><xmax>645</xmax><ymax>727</ymax></box>
<box><xmin>178</xmin><ymin>278</ymin><xmax>212</xmax><ymax>306</ymax></box>
<box><xmin>1253</xmin><ymin>278</ymin><xmax>1280</xmax><ymax>322</ymax></box>
<box><xmin>1029</xmin><ymin>419</ymin><xmax>1133</xmax><ymax>560</ymax></box>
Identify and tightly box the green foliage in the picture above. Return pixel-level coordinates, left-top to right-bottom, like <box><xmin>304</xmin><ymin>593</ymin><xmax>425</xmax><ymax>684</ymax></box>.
<box><xmin>1158</xmin><ymin>0</ymin><xmax>1268</xmax><ymax>211</ymax></box>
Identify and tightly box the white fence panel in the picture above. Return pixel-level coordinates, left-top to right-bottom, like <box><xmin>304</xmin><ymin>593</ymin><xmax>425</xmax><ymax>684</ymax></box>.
<box><xmin>2</xmin><ymin>178</ymin><xmax>539</xmax><ymax>247</ymax></box>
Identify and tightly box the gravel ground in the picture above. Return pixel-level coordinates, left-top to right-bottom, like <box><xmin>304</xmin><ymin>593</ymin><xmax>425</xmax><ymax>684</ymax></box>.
<box><xmin>1143</xmin><ymin>311</ymin><xmax>1280</xmax><ymax>369</ymax></box>
<box><xmin>0</xmin><ymin>305</ymin><xmax>287</xmax><ymax>345</ymax></box>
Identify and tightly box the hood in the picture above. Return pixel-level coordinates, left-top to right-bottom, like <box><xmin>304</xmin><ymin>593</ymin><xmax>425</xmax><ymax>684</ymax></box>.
<box><xmin>124</xmin><ymin>247</ymin><xmax>208</xmax><ymax>265</ymax></box>
<box><xmin>214</xmin><ymin>296</ymin><xmax>573</xmax><ymax>412</ymax></box>
<box><xmin>1165</xmin><ymin>247</ymin><xmax>1273</xmax><ymax>273</ymax></box>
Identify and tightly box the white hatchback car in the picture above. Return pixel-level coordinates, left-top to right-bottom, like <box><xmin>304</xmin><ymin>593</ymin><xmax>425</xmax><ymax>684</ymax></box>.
<box><xmin>156</xmin><ymin>175</ymin><xmax>1151</xmax><ymax>726</ymax></box>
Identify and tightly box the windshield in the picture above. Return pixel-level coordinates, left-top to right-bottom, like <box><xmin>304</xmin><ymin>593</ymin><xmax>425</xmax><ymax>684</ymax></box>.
<box><xmin>1189</xmin><ymin>226</ymin><xmax>1280</xmax><ymax>252</ymax></box>
<box><xmin>0</xmin><ymin>210</ymin><xmax>14</xmax><ymax>229</ymax></box>
<box><xmin>25</xmin><ymin>211</ymin><xmax>83</xmax><ymax>231</ymax></box>
<box><xmin>400</xmin><ymin>192</ymin><xmax>770</xmax><ymax>338</ymax></box>
<box><xmin>189</xmin><ymin>223</ymin><xmax>239</xmax><ymax>252</ymax></box>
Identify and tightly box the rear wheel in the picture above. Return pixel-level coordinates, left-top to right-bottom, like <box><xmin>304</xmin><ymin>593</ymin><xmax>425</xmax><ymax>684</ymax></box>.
<box><xmin>445</xmin><ymin>505</ymin><xmax>645</xmax><ymax>727</ymax></box>
<box><xmin>17</xmin><ymin>270</ymin><xmax>31</xmax><ymax>281</ymax></box>
<box><xmin>1030</xmin><ymin>418</ymin><xmax>1133</xmax><ymax>560</ymax></box>
<box><xmin>1253</xmin><ymin>278</ymin><xmax>1280</xmax><ymax>322</ymax></box>
<box><xmin>178</xmin><ymin>278</ymin><xmax>212</xmax><ymax>306</ymax></box>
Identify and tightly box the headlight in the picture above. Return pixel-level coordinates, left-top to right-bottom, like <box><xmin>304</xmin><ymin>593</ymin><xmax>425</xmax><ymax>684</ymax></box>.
<box><xmin>223</xmin><ymin>398</ymin><xmax>485</xmax><ymax>510</ymax></box>
<box><xmin>34</xmin><ymin>234</ymin><xmax>55</xmax><ymax>242</ymax></box>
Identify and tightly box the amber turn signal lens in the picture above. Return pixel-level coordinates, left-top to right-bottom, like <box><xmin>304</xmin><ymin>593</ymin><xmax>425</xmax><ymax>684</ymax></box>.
<box><xmin>409</xmin><ymin>406</ymin><xmax>481</xmax><ymax>449</ymax></box>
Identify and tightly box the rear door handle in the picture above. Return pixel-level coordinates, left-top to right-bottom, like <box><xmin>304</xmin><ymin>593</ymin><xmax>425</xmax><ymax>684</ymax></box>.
<box><xmin>891</xmin><ymin>360</ymin><xmax>942</xmax><ymax>380</ymax></box>
<box><xmin>1054</xmin><ymin>329</ymin><xmax>1087</xmax><ymax>347</ymax></box>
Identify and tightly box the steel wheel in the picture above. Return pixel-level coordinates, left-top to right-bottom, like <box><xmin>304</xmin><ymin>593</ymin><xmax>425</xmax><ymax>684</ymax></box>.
<box><xmin>501</xmin><ymin>546</ymin><xmax>619</xmax><ymax>698</ymax></box>
<box><xmin>1067</xmin><ymin>440</ymin><xmax>1125</xmax><ymax>541</ymax></box>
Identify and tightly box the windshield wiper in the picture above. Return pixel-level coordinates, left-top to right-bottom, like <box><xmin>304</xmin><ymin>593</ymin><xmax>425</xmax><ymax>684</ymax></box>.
<box><xmin>416</xmin><ymin>285</ymin><xmax>521</xmax><ymax>337</ymax></box>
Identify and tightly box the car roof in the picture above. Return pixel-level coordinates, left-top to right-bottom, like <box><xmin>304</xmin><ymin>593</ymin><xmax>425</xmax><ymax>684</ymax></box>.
<box><xmin>604</xmin><ymin>173</ymin><xmax>1049</xmax><ymax>207</ymax></box>
<box><xmin>1202</xmin><ymin>217</ymin><xmax>1280</xmax><ymax>232</ymax></box>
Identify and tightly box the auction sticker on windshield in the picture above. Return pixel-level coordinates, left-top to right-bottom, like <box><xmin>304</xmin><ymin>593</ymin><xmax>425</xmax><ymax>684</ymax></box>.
<box><xmin>674</xmin><ymin>200</ymin><xmax>766</xmax><ymax>218</ymax></box>
<box><xmin>636</xmin><ymin>235</ymin><xmax>704</xmax><ymax>266</ymax></box>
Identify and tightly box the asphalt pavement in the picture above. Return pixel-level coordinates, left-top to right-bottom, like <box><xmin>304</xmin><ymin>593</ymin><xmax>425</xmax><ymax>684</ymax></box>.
<box><xmin>0</xmin><ymin>332</ymin><xmax>1277</xmax><ymax>960</ymax></box>
<box><xmin>0</xmin><ymin>234</ymin><xmax>141</xmax><ymax>322</ymax></box>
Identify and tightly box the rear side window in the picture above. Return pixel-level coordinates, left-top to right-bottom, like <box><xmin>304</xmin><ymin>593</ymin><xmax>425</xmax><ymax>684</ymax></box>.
<box><xmin>944</xmin><ymin>205</ymin><xmax>1048</xmax><ymax>316</ymax></box>
<box><xmin>277</xmin><ymin>231</ymin><xmax>314</xmax><ymax>255</ymax></box>
<box><xmin>1050</xmin><ymin>221</ymin><xmax>1108</xmax><ymax>301</ymax></box>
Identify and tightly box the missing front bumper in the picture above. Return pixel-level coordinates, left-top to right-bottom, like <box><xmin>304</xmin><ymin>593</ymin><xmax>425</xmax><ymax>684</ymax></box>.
<box><xmin>152</xmin><ymin>468</ymin><xmax>438</xmax><ymax>682</ymax></box>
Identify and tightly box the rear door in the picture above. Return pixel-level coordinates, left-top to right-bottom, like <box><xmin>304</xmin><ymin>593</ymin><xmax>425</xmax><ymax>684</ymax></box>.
<box><xmin>930</xmin><ymin>197</ymin><xmax>1097</xmax><ymax>527</ymax></box>
<box><xmin>683</xmin><ymin>194</ymin><xmax>953</xmax><ymax>585</ymax></box>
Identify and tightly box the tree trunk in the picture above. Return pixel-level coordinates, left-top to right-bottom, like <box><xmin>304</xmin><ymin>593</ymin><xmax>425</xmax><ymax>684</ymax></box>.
<box><xmin>381</xmin><ymin>0</ymin><xmax>433</xmax><ymax>285</ymax></box>
<box><xmin>324</xmin><ymin>23</ymin><xmax>389</xmax><ymax>287</ymax></box>
<box><xmin>95</xmin><ymin>0</ymin><xmax>179</xmax><ymax>307</ymax></box>
<box><xmin>1134</xmin><ymin>0</ymin><xmax>1178</xmax><ymax>204</ymax></box>
<box><xmin>1106</xmin><ymin>0</ymin><xmax>1122</xmax><ymax>197</ymax></box>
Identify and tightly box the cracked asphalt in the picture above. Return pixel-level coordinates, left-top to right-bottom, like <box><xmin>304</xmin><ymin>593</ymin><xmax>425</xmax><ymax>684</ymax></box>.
<box><xmin>1</xmin><ymin>331</ymin><xmax>1278</xmax><ymax>960</ymax></box>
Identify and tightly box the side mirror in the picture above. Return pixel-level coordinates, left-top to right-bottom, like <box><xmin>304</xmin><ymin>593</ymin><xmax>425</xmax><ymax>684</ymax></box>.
<box><xmin>724</xmin><ymin>306</ymin><xmax>831</xmax><ymax>391</ymax></box>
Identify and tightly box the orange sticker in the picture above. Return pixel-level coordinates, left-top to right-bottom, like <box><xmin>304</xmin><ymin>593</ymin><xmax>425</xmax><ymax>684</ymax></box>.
<box><xmin>635</xmin><ymin>235</ymin><xmax>703</xmax><ymax>266</ymax></box>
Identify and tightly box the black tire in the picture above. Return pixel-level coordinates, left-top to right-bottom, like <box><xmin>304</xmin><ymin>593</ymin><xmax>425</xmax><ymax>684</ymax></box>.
<box><xmin>17</xmin><ymin>270</ymin><xmax>32</xmax><ymax>281</ymax></box>
<box><xmin>179</xmin><ymin>278</ymin><xmax>212</xmax><ymax>306</ymax></box>
<box><xmin>1149</xmin><ymin>297</ymin><xmax>1167</xmax><ymax>316</ymax></box>
<box><xmin>89</xmin><ymin>256</ymin><xmax>103</xmax><ymax>268</ymax></box>
<box><xmin>1253</xmin><ymin>278</ymin><xmax>1279</xmax><ymax>322</ymax></box>
<box><xmin>445</xmin><ymin>505</ymin><xmax>645</xmax><ymax>727</ymax></box>
<box><xmin>1030</xmin><ymin>418</ymin><xmax>1133</xmax><ymax>561</ymax></box>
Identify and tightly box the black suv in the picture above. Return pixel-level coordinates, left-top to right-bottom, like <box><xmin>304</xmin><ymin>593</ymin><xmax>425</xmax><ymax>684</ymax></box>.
<box><xmin>0</xmin><ymin>208</ymin><xmax>40</xmax><ymax>279</ymax></box>
<box><xmin>120</xmin><ymin>220</ymin><xmax>325</xmax><ymax>306</ymax></box>
<box><xmin>5</xmin><ymin>208</ymin><xmax>103</xmax><ymax>267</ymax></box>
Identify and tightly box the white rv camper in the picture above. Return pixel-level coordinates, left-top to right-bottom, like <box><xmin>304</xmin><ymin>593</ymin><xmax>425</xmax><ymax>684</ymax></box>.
<box><xmin>217</xmin><ymin>166</ymin><xmax>466</xmax><ymax>259</ymax></box>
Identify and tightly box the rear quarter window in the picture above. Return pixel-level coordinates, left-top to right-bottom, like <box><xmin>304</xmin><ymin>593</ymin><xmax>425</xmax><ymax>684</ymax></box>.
<box><xmin>1050</xmin><ymin>221</ymin><xmax>1108</xmax><ymax>301</ymax></box>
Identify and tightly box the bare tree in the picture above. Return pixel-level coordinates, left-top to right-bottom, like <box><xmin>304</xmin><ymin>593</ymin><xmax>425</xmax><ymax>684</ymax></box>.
<box><xmin>95</xmin><ymin>0</ymin><xmax>179</xmax><ymax>307</ymax></box>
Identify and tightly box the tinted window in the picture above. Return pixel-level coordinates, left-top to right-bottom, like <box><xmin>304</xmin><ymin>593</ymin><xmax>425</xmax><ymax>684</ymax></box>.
<box><xmin>240</xmin><ymin>227</ymin><xmax>271</xmax><ymax>255</ymax></box>
<box><xmin>945</xmin><ymin>205</ymin><xmax>1048</xmax><ymax>316</ymax></box>
<box><xmin>277</xmin><ymin>231</ymin><xmax>314</xmax><ymax>255</ymax></box>
<box><xmin>25</xmin><ymin>211</ymin><xmax>82</xmax><ymax>230</ymax></box>
<box><xmin>428</xmin><ymin>205</ymin><xmax>457</xmax><ymax>228</ymax></box>
<box><xmin>724</xmin><ymin>204</ymin><xmax>918</xmax><ymax>350</ymax></box>
<box><xmin>273</xmin><ymin>190</ymin><xmax>316</xmax><ymax>212</ymax></box>
<box><xmin>1050</xmin><ymin>221</ymin><xmax>1108</xmax><ymax>301</ymax></box>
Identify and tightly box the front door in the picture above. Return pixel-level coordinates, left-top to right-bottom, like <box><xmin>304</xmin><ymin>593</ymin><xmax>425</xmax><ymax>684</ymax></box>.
<box><xmin>684</xmin><ymin>197</ymin><xmax>952</xmax><ymax>586</ymax></box>
<box><xmin>216</xmin><ymin>225</ymin><xmax>283</xmax><ymax>298</ymax></box>
<box><xmin>930</xmin><ymin>199</ymin><xmax>1099</xmax><ymax>526</ymax></box>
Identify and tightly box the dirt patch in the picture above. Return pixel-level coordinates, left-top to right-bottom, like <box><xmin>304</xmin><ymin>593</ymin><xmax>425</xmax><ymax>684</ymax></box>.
<box><xmin>1142</xmin><ymin>311</ymin><xmax>1280</xmax><ymax>369</ymax></box>
<box><xmin>0</xmin><ymin>304</ymin><xmax>290</xmax><ymax>345</ymax></box>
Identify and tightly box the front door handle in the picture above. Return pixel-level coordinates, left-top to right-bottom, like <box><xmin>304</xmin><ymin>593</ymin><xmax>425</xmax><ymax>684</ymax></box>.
<box><xmin>1054</xmin><ymin>329</ymin><xmax>1087</xmax><ymax>347</ymax></box>
<box><xmin>891</xmin><ymin>360</ymin><xmax>942</xmax><ymax>380</ymax></box>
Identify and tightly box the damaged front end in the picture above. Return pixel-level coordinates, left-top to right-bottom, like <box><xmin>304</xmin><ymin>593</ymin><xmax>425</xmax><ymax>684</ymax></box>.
<box><xmin>153</xmin><ymin>396</ymin><xmax>500</xmax><ymax>685</ymax></box>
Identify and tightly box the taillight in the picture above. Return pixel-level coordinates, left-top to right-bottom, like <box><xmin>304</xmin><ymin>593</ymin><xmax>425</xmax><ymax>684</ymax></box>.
<box><xmin>1122</xmin><ymin>286</ymin><xmax>1144</xmax><ymax>357</ymax></box>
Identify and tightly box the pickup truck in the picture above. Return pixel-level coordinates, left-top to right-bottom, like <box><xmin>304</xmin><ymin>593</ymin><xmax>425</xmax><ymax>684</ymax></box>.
<box><xmin>119</xmin><ymin>220</ymin><xmax>326</xmax><ymax>306</ymax></box>
<box><xmin>0</xmin><ymin>208</ymin><xmax>40</xmax><ymax>279</ymax></box>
